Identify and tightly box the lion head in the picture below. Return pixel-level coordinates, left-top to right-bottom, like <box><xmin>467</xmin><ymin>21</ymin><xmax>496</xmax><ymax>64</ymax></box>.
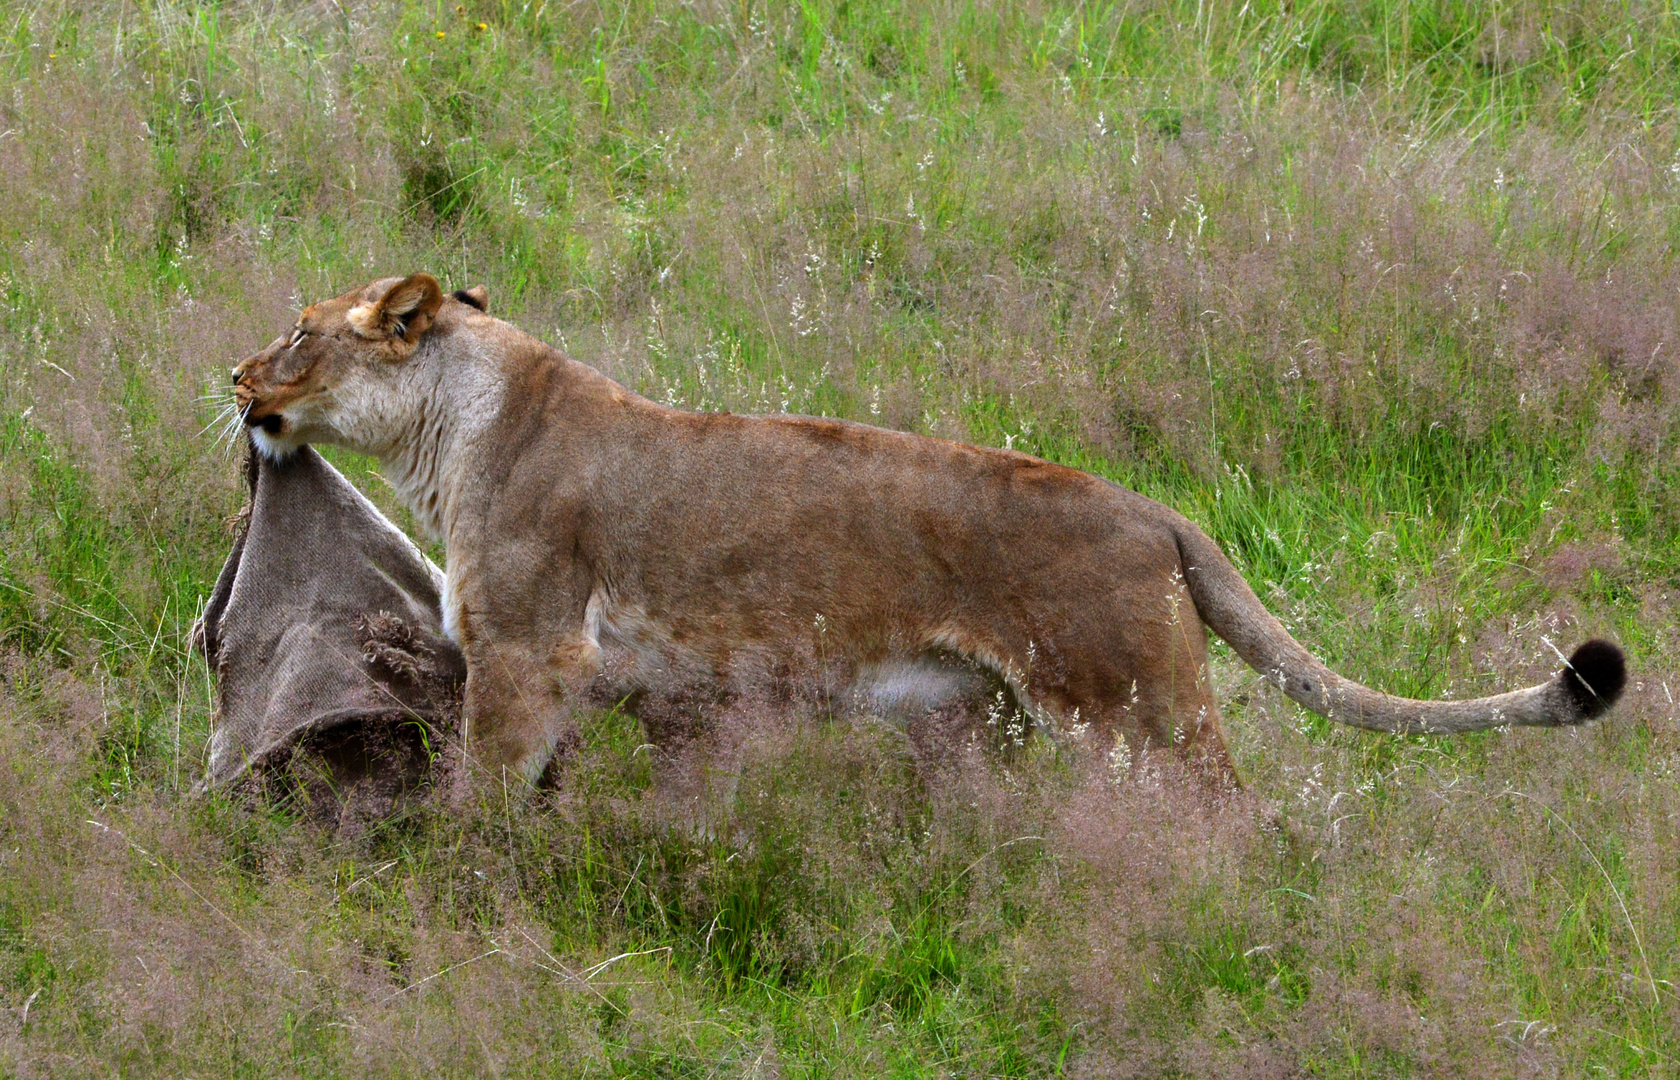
<box><xmin>232</xmin><ymin>274</ymin><xmax>488</xmax><ymax>460</ymax></box>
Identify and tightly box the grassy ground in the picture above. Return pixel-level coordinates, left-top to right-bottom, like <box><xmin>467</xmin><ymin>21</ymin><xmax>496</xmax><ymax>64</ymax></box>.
<box><xmin>3</xmin><ymin>0</ymin><xmax>1680</xmax><ymax>1075</ymax></box>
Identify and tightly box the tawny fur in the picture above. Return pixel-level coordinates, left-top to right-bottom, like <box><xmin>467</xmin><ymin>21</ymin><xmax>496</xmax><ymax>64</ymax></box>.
<box><xmin>233</xmin><ymin>274</ymin><xmax>1627</xmax><ymax>786</ymax></box>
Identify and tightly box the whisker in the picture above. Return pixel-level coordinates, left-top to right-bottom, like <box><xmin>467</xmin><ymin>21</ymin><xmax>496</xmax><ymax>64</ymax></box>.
<box><xmin>215</xmin><ymin>401</ymin><xmax>255</xmax><ymax>457</ymax></box>
<box><xmin>218</xmin><ymin>411</ymin><xmax>244</xmax><ymax>455</ymax></box>
<box><xmin>197</xmin><ymin>403</ymin><xmax>237</xmax><ymax>439</ymax></box>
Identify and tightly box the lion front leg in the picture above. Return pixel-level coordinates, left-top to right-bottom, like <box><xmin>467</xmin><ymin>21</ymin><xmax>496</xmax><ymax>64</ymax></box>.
<box><xmin>460</xmin><ymin>634</ymin><xmax>599</xmax><ymax>788</ymax></box>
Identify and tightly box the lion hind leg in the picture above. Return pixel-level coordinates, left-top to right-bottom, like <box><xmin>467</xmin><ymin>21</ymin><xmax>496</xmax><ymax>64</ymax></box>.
<box><xmin>1102</xmin><ymin>599</ymin><xmax>1239</xmax><ymax>789</ymax></box>
<box><xmin>1175</xmin><ymin>690</ymin><xmax>1239</xmax><ymax>788</ymax></box>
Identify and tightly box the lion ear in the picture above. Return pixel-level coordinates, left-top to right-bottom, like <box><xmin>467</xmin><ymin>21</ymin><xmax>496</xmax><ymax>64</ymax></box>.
<box><xmin>452</xmin><ymin>285</ymin><xmax>489</xmax><ymax>312</ymax></box>
<box><xmin>349</xmin><ymin>274</ymin><xmax>444</xmax><ymax>341</ymax></box>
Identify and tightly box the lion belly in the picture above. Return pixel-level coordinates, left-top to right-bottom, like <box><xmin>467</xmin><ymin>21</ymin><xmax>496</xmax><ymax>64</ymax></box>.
<box><xmin>580</xmin><ymin>580</ymin><xmax>996</xmax><ymax>727</ymax></box>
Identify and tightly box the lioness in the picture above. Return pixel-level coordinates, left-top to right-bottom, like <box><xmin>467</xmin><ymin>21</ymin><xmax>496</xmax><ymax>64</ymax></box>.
<box><xmin>232</xmin><ymin>274</ymin><xmax>1625</xmax><ymax>785</ymax></box>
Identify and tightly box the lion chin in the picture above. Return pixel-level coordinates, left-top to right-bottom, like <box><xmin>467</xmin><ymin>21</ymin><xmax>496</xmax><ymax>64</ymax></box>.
<box><xmin>230</xmin><ymin>272</ymin><xmax>1628</xmax><ymax>792</ymax></box>
<box><xmin>248</xmin><ymin>421</ymin><xmax>303</xmax><ymax>462</ymax></box>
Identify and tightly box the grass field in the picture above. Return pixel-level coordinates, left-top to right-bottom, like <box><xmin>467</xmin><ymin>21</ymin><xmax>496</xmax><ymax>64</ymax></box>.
<box><xmin>3</xmin><ymin>0</ymin><xmax>1680</xmax><ymax>1075</ymax></box>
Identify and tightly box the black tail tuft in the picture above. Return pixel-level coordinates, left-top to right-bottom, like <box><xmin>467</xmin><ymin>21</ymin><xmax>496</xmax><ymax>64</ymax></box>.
<box><xmin>1561</xmin><ymin>638</ymin><xmax>1627</xmax><ymax>718</ymax></box>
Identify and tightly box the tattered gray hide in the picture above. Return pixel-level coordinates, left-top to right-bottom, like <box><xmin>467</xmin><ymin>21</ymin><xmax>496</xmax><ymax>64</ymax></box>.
<box><xmin>195</xmin><ymin>445</ymin><xmax>463</xmax><ymax>807</ymax></box>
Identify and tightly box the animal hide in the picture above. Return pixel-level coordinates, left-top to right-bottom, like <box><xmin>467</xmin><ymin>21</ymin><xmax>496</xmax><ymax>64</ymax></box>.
<box><xmin>193</xmin><ymin>443</ymin><xmax>463</xmax><ymax>820</ymax></box>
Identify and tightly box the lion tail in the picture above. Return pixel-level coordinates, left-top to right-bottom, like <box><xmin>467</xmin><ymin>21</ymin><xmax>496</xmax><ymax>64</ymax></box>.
<box><xmin>1171</xmin><ymin>517</ymin><xmax>1626</xmax><ymax>733</ymax></box>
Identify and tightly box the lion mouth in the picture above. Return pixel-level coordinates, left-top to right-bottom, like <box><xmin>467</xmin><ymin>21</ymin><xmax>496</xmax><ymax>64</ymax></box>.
<box><xmin>243</xmin><ymin>410</ymin><xmax>286</xmax><ymax>436</ymax></box>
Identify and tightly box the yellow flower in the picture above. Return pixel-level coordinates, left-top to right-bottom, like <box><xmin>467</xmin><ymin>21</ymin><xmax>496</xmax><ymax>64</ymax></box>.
<box><xmin>48</xmin><ymin>53</ymin><xmax>57</xmax><ymax>59</ymax></box>
<box><xmin>476</xmin><ymin>22</ymin><xmax>488</xmax><ymax>30</ymax></box>
<box><xmin>455</xmin><ymin>4</ymin><xmax>465</xmax><ymax>12</ymax></box>
<box><xmin>435</xmin><ymin>30</ymin><xmax>446</xmax><ymax>39</ymax></box>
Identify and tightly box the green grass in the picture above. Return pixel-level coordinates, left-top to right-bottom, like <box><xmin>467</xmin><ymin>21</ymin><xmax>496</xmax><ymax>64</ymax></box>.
<box><xmin>3</xmin><ymin>0</ymin><xmax>1680</xmax><ymax>1075</ymax></box>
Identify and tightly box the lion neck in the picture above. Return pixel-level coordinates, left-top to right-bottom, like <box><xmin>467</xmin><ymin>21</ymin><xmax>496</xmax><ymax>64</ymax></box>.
<box><xmin>371</xmin><ymin>332</ymin><xmax>513</xmax><ymax>544</ymax></box>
